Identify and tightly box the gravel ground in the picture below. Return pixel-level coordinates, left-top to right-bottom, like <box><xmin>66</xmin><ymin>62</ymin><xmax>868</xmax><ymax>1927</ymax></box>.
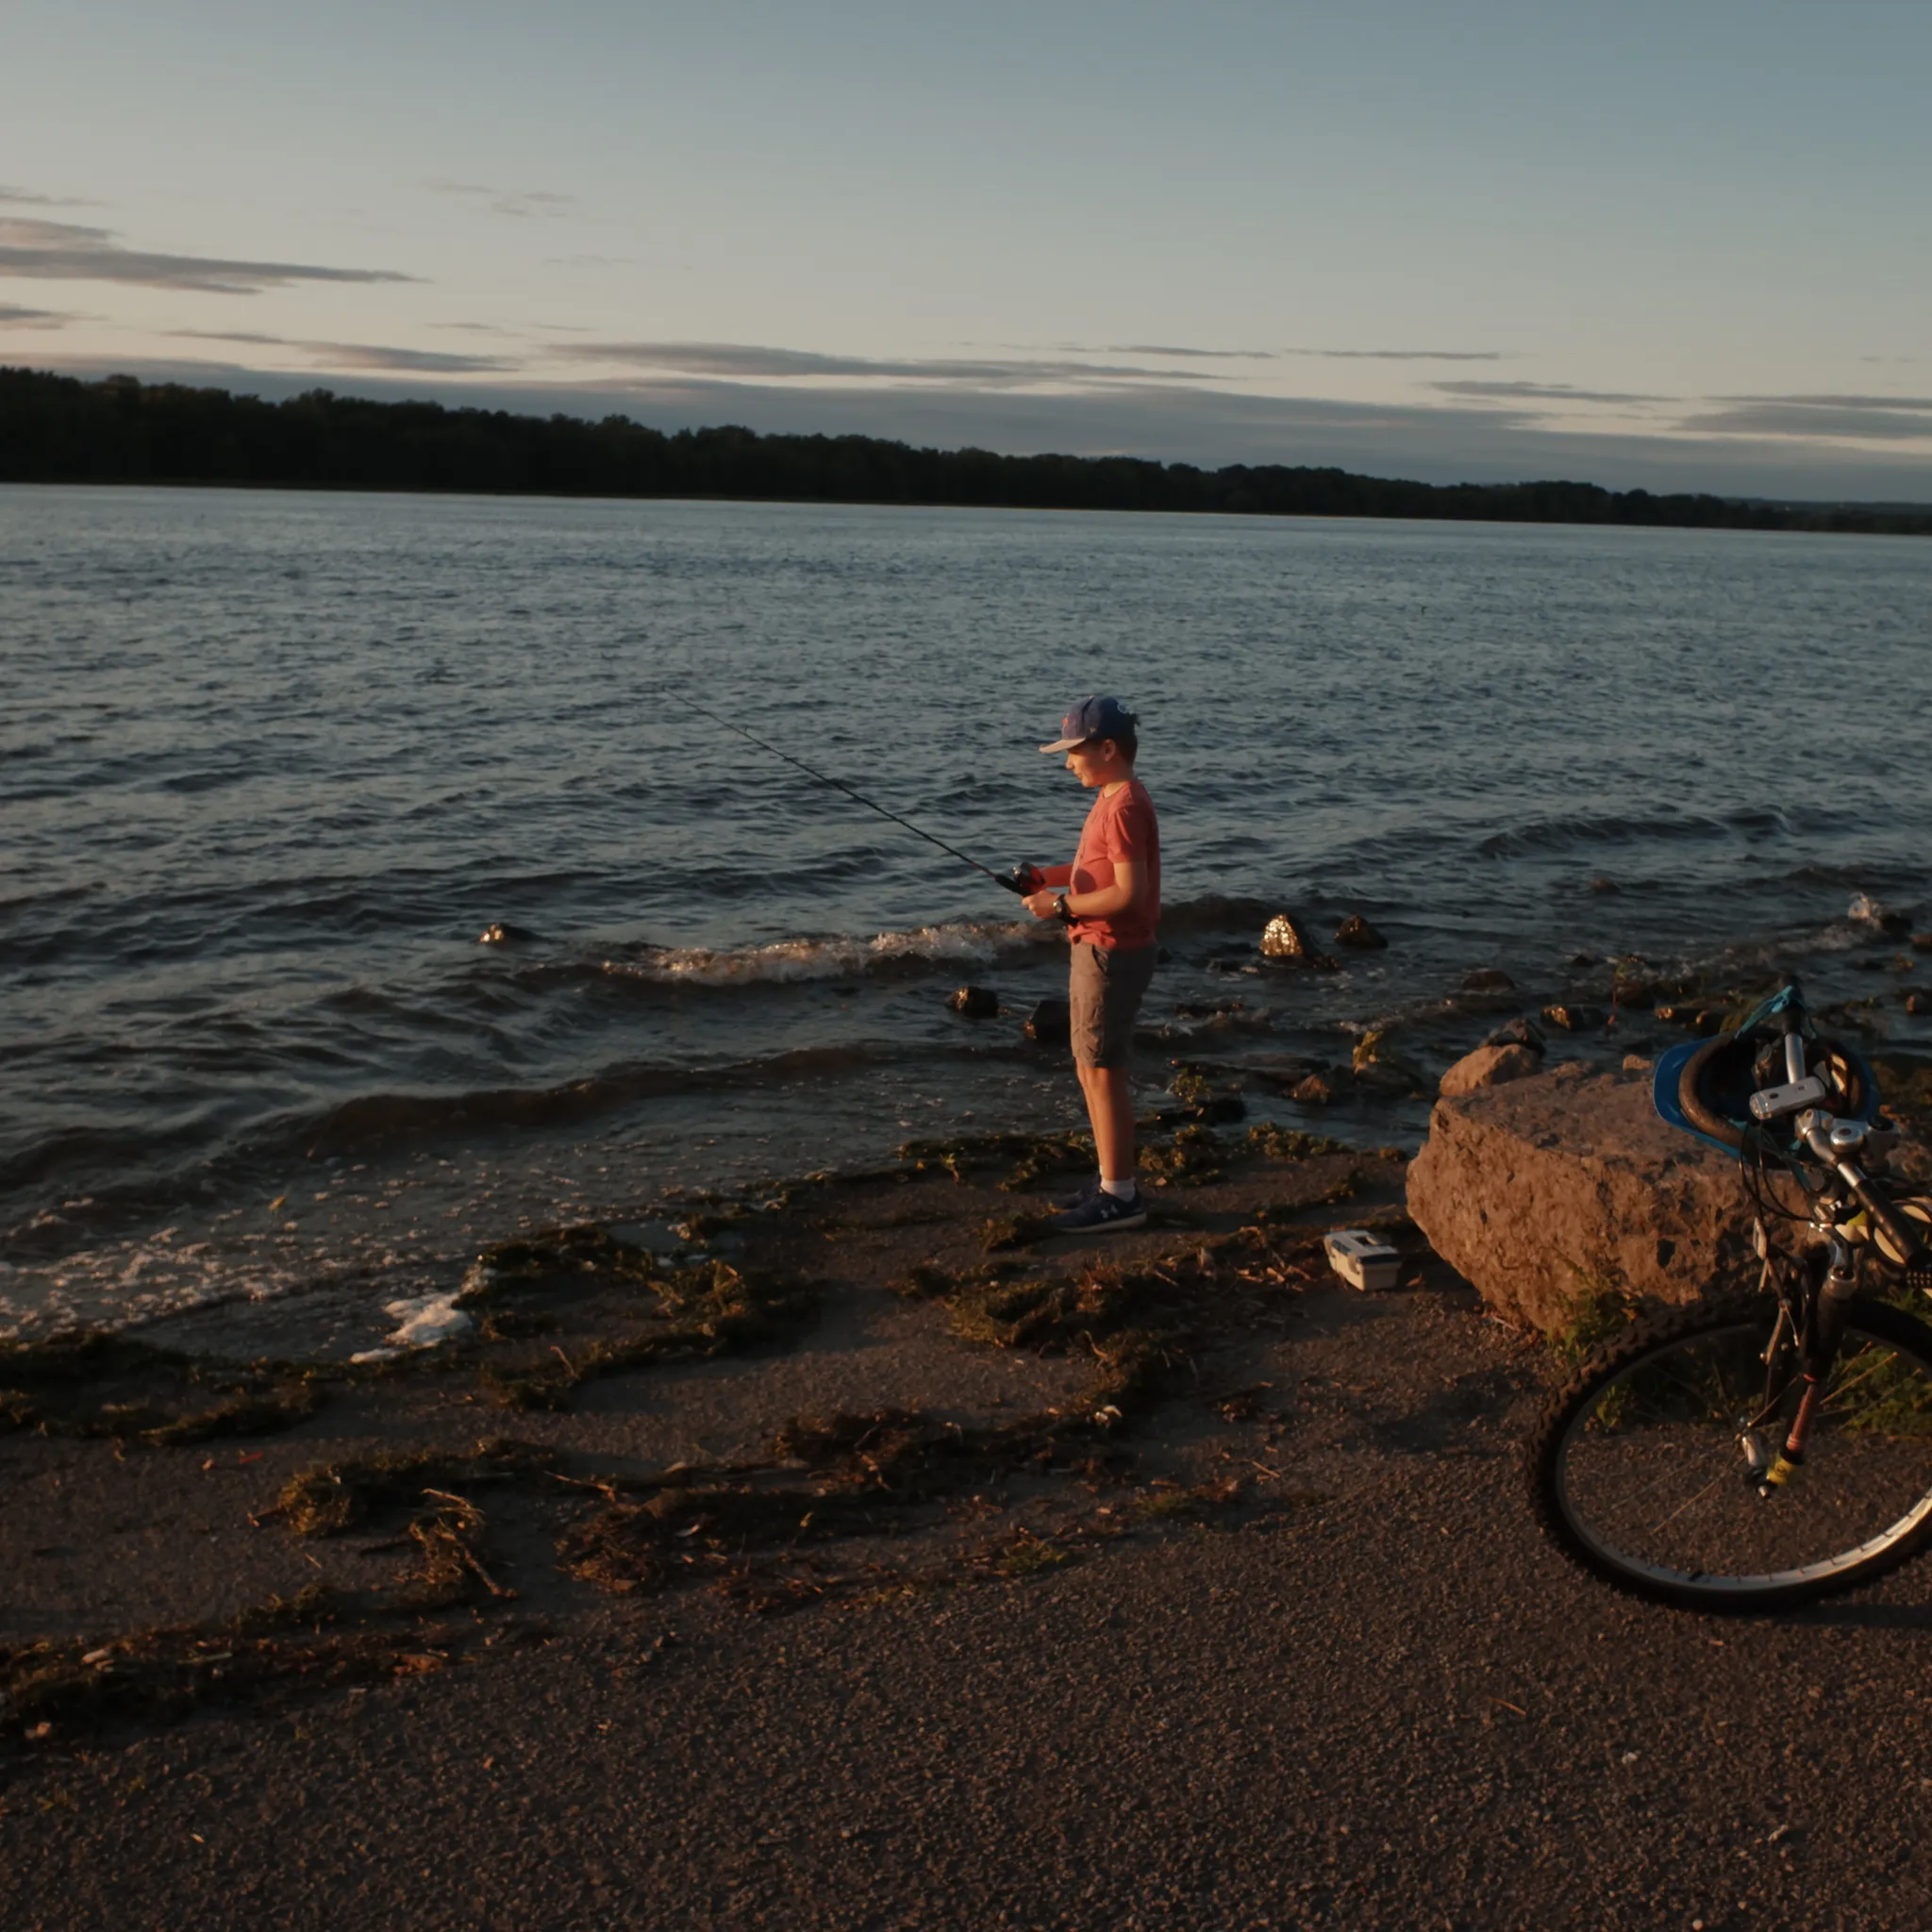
<box><xmin>6</xmin><ymin>1151</ymin><xmax>1931</xmax><ymax>1930</ymax></box>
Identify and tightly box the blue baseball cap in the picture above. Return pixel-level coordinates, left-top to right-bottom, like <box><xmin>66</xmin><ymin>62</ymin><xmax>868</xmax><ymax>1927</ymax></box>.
<box><xmin>1041</xmin><ymin>694</ymin><xmax>1138</xmax><ymax>754</ymax></box>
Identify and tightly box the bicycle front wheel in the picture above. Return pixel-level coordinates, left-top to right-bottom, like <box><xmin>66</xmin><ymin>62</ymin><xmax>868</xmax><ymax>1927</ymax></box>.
<box><xmin>1528</xmin><ymin>1293</ymin><xmax>1932</xmax><ymax>1610</ymax></box>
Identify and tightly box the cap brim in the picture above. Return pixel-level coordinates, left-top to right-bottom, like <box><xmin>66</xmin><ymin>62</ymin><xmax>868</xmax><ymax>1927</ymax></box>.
<box><xmin>1039</xmin><ymin>736</ymin><xmax>1087</xmax><ymax>753</ymax></box>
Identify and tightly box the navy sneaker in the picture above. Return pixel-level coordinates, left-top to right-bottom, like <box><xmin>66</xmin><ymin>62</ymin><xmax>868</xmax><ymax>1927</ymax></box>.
<box><xmin>1054</xmin><ymin>1175</ymin><xmax>1104</xmax><ymax>1212</ymax></box>
<box><xmin>1048</xmin><ymin>1188</ymin><xmax>1147</xmax><ymax>1234</ymax></box>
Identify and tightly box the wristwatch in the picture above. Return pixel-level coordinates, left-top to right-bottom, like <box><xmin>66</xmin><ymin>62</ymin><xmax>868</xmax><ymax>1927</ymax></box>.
<box><xmin>1054</xmin><ymin>893</ymin><xmax>1073</xmax><ymax>924</ymax></box>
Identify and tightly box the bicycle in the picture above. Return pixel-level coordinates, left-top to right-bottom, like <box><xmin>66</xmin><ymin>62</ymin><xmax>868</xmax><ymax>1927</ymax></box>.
<box><xmin>1525</xmin><ymin>977</ymin><xmax>1932</xmax><ymax>1610</ymax></box>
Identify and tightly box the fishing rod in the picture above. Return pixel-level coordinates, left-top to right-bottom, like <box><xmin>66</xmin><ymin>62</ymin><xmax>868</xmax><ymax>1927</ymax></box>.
<box><xmin>663</xmin><ymin>690</ymin><xmax>1035</xmax><ymax>896</ymax></box>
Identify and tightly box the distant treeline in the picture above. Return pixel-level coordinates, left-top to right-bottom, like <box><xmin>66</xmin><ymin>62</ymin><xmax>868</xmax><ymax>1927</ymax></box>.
<box><xmin>4</xmin><ymin>365</ymin><xmax>1927</xmax><ymax>535</ymax></box>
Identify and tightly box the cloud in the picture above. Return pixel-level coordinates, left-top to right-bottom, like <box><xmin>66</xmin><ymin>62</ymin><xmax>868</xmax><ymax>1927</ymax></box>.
<box><xmin>1709</xmin><ymin>392</ymin><xmax>1932</xmax><ymax>410</ymax></box>
<box><xmin>170</xmin><ymin>328</ymin><xmax>514</xmax><ymax>374</ymax></box>
<box><xmin>320</xmin><ymin>343</ymin><xmax>515</xmax><ymax>374</ymax></box>
<box><xmin>425</xmin><ymin>178</ymin><xmax>575</xmax><ymax>218</ymax></box>
<box><xmin>1283</xmin><ymin>346</ymin><xmax>1505</xmax><ymax>361</ymax></box>
<box><xmin>1100</xmin><ymin>343</ymin><xmax>1273</xmax><ymax>359</ymax></box>
<box><xmin>0</xmin><ymin>185</ymin><xmax>99</xmax><ymax>208</ymax></box>
<box><xmin>553</xmin><ymin>341</ymin><xmax>1223</xmax><ymax>388</ymax></box>
<box><xmin>0</xmin><ymin>302</ymin><xmax>73</xmax><ymax>326</ymax></box>
<box><xmin>1434</xmin><ymin>379</ymin><xmax>1669</xmax><ymax>406</ymax></box>
<box><xmin>0</xmin><ymin>215</ymin><xmax>414</xmax><ymax>294</ymax></box>
<box><xmin>1676</xmin><ymin>399</ymin><xmax>1932</xmax><ymax>442</ymax></box>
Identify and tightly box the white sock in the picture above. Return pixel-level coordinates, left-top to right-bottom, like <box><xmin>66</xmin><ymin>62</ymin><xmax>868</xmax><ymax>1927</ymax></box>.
<box><xmin>1101</xmin><ymin>1175</ymin><xmax>1138</xmax><ymax>1200</ymax></box>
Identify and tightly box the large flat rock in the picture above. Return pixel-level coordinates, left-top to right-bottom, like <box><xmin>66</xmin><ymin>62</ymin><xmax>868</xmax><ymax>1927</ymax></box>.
<box><xmin>1406</xmin><ymin>1058</ymin><xmax>1757</xmax><ymax>1336</ymax></box>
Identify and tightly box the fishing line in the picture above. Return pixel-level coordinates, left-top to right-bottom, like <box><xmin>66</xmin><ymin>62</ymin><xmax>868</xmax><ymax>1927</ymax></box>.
<box><xmin>661</xmin><ymin>690</ymin><xmax>1030</xmax><ymax>894</ymax></box>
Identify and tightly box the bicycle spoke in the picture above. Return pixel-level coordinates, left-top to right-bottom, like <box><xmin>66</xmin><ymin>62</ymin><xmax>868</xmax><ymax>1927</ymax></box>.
<box><xmin>1543</xmin><ymin>1307</ymin><xmax>1932</xmax><ymax>1603</ymax></box>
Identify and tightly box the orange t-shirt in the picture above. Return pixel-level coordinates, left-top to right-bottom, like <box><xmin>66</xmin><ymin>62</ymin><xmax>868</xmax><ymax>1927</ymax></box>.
<box><xmin>1069</xmin><ymin>777</ymin><xmax>1160</xmax><ymax>950</ymax></box>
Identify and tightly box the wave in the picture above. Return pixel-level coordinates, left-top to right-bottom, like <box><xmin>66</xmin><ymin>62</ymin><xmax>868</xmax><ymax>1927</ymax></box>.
<box><xmin>297</xmin><ymin>1039</ymin><xmax>1016</xmax><ymax>1156</ymax></box>
<box><xmin>0</xmin><ymin>1033</ymin><xmax>1025</xmax><ymax>1249</ymax></box>
<box><xmin>605</xmin><ymin>918</ymin><xmax>1048</xmax><ymax>988</ymax></box>
<box><xmin>1477</xmin><ymin>809</ymin><xmax>1738</xmax><ymax>858</ymax></box>
<box><xmin>590</xmin><ymin>897</ymin><xmax>1280</xmax><ymax>991</ymax></box>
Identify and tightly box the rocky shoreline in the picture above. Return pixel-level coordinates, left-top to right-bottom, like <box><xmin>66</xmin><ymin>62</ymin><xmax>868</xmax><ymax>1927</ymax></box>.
<box><xmin>2</xmin><ymin>1122</ymin><xmax>1415</xmax><ymax>1740</ymax></box>
<box><xmin>8</xmin><ymin>925</ymin><xmax>1931</xmax><ymax>1738</ymax></box>
<box><xmin>9</xmin><ymin>1074</ymin><xmax>1932</xmax><ymax>1924</ymax></box>
<box><xmin>7</xmin><ymin>910</ymin><xmax>1932</xmax><ymax>1925</ymax></box>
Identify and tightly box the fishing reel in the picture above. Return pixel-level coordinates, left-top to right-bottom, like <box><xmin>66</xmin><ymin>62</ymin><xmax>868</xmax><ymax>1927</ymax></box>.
<box><xmin>997</xmin><ymin>865</ymin><xmax>1074</xmax><ymax>924</ymax></box>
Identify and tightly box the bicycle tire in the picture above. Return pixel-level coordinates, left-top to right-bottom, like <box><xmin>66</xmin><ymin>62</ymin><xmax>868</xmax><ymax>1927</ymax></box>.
<box><xmin>1527</xmin><ymin>1292</ymin><xmax>1932</xmax><ymax>1610</ymax></box>
<box><xmin>1676</xmin><ymin>1036</ymin><xmax>1746</xmax><ymax>1151</ymax></box>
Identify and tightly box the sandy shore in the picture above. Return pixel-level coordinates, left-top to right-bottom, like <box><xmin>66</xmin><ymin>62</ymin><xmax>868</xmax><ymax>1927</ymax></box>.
<box><xmin>6</xmin><ymin>1121</ymin><xmax>1931</xmax><ymax>1929</ymax></box>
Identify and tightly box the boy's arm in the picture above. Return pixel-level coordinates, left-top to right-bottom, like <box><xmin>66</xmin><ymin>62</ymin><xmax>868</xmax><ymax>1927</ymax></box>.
<box><xmin>1067</xmin><ymin>858</ymin><xmax>1141</xmax><ymax>919</ymax></box>
<box><xmin>1024</xmin><ymin>859</ymin><xmax>1141</xmax><ymax>922</ymax></box>
<box><xmin>1038</xmin><ymin>863</ymin><xmax>1074</xmax><ymax>888</ymax></box>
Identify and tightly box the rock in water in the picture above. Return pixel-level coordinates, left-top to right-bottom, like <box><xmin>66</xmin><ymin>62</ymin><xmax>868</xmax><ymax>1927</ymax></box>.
<box><xmin>1260</xmin><ymin>912</ymin><xmax>1316</xmax><ymax>958</ymax></box>
<box><xmin>949</xmin><ymin>986</ymin><xmax>999</xmax><ymax>1019</ymax></box>
<box><xmin>1851</xmin><ymin>893</ymin><xmax>1911</xmax><ymax>937</ymax></box>
<box><xmin>1907</xmin><ymin>991</ymin><xmax>1927</xmax><ymax>1016</ymax></box>
<box><xmin>1406</xmin><ymin>1061</ymin><xmax>1757</xmax><ymax>1336</ymax></box>
<box><xmin>1913</xmin><ymin>932</ymin><xmax>1932</xmax><ymax>955</ymax></box>
<box><xmin>1461</xmin><ymin>967</ymin><xmax>1515</xmax><ymax>991</ymax></box>
<box><xmin>1025</xmin><ymin>997</ymin><xmax>1071</xmax><ymax>1047</ymax></box>
<box><xmin>1481</xmin><ymin>1015</ymin><xmax>1546</xmax><ymax>1055</ymax></box>
<box><xmin>1292</xmin><ymin>1071</ymin><xmax>1338</xmax><ymax>1105</ymax></box>
<box><xmin>477</xmin><ymin>921</ymin><xmax>538</xmax><ymax>944</ymax></box>
<box><xmin>1688</xmin><ymin>1008</ymin><xmax>1726</xmax><ymax>1036</ymax></box>
<box><xmin>1439</xmin><ymin>1043</ymin><xmax>1541</xmax><ymax>1097</ymax></box>
<box><xmin>1351</xmin><ymin>1028</ymin><xmax>1430</xmax><ymax>1093</ymax></box>
<box><xmin>1334</xmin><ymin>913</ymin><xmax>1389</xmax><ymax>950</ymax></box>
<box><xmin>1541</xmin><ymin>1003</ymin><xmax>1607</xmax><ymax>1032</ymax></box>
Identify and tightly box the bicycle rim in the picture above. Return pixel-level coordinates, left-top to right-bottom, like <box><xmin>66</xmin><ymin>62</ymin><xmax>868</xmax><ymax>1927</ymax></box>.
<box><xmin>1537</xmin><ymin>1296</ymin><xmax>1932</xmax><ymax>1608</ymax></box>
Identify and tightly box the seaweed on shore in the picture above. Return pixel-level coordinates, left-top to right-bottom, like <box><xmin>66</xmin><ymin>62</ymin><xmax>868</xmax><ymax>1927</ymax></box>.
<box><xmin>557</xmin><ymin>1242</ymin><xmax>1224</xmax><ymax>1610</ymax></box>
<box><xmin>1872</xmin><ymin>1052</ymin><xmax>1932</xmax><ymax>1141</ymax></box>
<box><xmin>979</xmin><ymin>1211</ymin><xmax>1057</xmax><ymax>1253</ymax></box>
<box><xmin>0</xmin><ymin>1330</ymin><xmax>322</xmax><ymax>1448</ymax></box>
<box><xmin>943</xmin><ymin>1268</ymin><xmax>1141</xmax><ymax>1353</ymax></box>
<box><xmin>266</xmin><ymin>1437</ymin><xmax>558</xmax><ymax>1537</ymax></box>
<box><xmin>395</xmin><ymin>1493</ymin><xmax>517</xmax><ymax>1611</ymax></box>
<box><xmin>1141</xmin><ymin>1123</ymin><xmax>1227</xmax><ymax>1186</ymax></box>
<box><xmin>457</xmin><ymin>1222</ymin><xmax>671</xmax><ymax>1306</ymax></box>
<box><xmin>0</xmin><ymin>1584</ymin><xmax>494</xmax><ymax>1743</ymax></box>
<box><xmin>478</xmin><ymin>1256</ymin><xmax>818</xmax><ymax>1410</ymax></box>
<box><xmin>898</xmin><ymin>1128</ymin><xmax>1094</xmax><ymax>1191</ymax></box>
<box><xmin>1245</xmin><ymin>1122</ymin><xmax>1348</xmax><ymax>1161</ymax></box>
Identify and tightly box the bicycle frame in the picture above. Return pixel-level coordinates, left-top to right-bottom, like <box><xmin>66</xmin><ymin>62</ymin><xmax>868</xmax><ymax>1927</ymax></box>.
<box><xmin>1687</xmin><ymin>981</ymin><xmax>1928</xmax><ymax>1495</ymax></box>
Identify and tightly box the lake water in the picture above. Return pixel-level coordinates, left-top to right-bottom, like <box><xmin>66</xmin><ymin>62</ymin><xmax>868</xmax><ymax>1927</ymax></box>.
<box><xmin>3</xmin><ymin>484</ymin><xmax>1928</xmax><ymax>1341</ymax></box>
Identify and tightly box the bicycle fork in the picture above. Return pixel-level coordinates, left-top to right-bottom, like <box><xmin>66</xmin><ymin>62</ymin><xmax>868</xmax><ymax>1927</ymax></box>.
<box><xmin>1742</xmin><ymin>1233</ymin><xmax>1857</xmax><ymax>1496</ymax></box>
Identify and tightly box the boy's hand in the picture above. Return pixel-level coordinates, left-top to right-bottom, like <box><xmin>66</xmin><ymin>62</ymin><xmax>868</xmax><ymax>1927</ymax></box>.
<box><xmin>1023</xmin><ymin>889</ymin><xmax>1068</xmax><ymax>922</ymax></box>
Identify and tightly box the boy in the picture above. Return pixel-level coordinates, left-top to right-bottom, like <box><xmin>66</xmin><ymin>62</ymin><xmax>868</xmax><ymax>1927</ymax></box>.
<box><xmin>1020</xmin><ymin>695</ymin><xmax>1160</xmax><ymax>1233</ymax></box>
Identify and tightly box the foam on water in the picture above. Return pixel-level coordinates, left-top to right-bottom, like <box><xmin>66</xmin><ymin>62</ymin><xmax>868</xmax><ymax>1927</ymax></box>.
<box><xmin>612</xmin><ymin>916</ymin><xmax>1050</xmax><ymax>987</ymax></box>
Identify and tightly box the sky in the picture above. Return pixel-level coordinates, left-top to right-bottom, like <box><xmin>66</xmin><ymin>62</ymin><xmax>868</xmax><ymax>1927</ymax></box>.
<box><xmin>4</xmin><ymin>0</ymin><xmax>1930</xmax><ymax>498</ymax></box>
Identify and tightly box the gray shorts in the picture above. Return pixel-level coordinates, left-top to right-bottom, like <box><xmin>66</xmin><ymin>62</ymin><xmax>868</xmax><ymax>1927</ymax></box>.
<box><xmin>1069</xmin><ymin>941</ymin><xmax>1158</xmax><ymax>1070</ymax></box>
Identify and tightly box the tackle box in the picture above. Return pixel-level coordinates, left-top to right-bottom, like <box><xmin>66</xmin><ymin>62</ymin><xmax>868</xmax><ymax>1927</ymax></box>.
<box><xmin>1323</xmin><ymin>1228</ymin><xmax>1402</xmax><ymax>1291</ymax></box>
